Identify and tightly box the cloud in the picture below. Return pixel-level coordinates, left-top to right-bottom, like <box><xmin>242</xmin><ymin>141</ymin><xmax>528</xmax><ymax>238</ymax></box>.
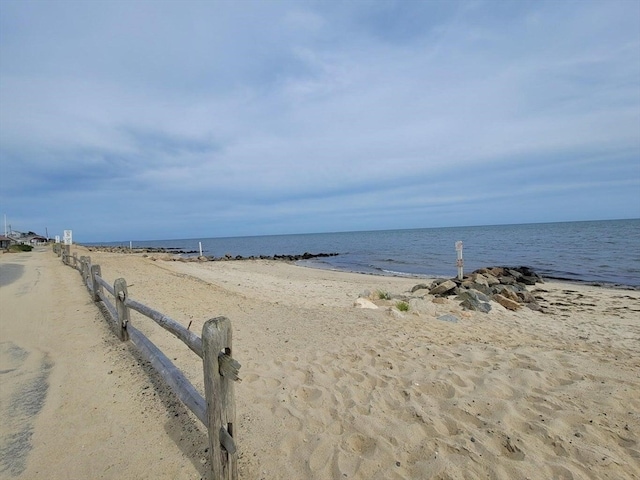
<box><xmin>0</xmin><ymin>0</ymin><xmax>638</xmax><ymax>241</ymax></box>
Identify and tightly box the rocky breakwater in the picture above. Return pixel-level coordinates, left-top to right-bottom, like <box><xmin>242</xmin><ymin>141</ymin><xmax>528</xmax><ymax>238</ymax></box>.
<box><xmin>413</xmin><ymin>266</ymin><xmax>545</xmax><ymax>313</ymax></box>
<box><xmin>85</xmin><ymin>246</ymin><xmax>198</xmax><ymax>255</ymax></box>
<box><xmin>84</xmin><ymin>246</ymin><xmax>339</xmax><ymax>263</ymax></box>
<box><xmin>356</xmin><ymin>266</ymin><xmax>548</xmax><ymax>318</ymax></box>
<box><xmin>157</xmin><ymin>252</ymin><xmax>340</xmax><ymax>263</ymax></box>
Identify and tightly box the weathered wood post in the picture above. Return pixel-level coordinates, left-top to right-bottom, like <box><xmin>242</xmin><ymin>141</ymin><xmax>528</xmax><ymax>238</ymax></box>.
<box><xmin>85</xmin><ymin>257</ymin><xmax>91</xmax><ymax>285</ymax></box>
<box><xmin>114</xmin><ymin>278</ymin><xmax>130</xmax><ymax>341</ymax></box>
<box><xmin>202</xmin><ymin>317</ymin><xmax>240</xmax><ymax>480</ymax></box>
<box><xmin>62</xmin><ymin>244</ymin><xmax>71</xmax><ymax>265</ymax></box>
<box><xmin>79</xmin><ymin>256</ymin><xmax>88</xmax><ymax>281</ymax></box>
<box><xmin>74</xmin><ymin>253</ymin><xmax>79</xmax><ymax>270</ymax></box>
<box><xmin>90</xmin><ymin>264</ymin><xmax>102</xmax><ymax>302</ymax></box>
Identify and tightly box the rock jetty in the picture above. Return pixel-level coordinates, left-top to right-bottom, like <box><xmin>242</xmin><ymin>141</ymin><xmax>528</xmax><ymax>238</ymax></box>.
<box><xmin>359</xmin><ymin>266</ymin><xmax>548</xmax><ymax>316</ymax></box>
<box><xmin>84</xmin><ymin>245</ymin><xmax>339</xmax><ymax>263</ymax></box>
<box><xmin>414</xmin><ymin>266</ymin><xmax>545</xmax><ymax>313</ymax></box>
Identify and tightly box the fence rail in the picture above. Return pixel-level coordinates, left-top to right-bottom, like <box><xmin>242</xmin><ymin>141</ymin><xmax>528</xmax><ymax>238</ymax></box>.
<box><xmin>52</xmin><ymin>243</ymin><xmax>239</xmax><ymax>479</ymax></box>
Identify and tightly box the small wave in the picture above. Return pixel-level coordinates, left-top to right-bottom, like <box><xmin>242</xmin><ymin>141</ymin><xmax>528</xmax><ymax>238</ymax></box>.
<box><xmin>381</xmin><ymin>269</ymin><xmax>427</xmax><ymax>278</ymax></box>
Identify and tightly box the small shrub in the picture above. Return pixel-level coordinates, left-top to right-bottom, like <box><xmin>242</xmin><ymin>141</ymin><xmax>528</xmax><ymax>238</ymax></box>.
<box><xmin>396</xmin><ymin>301</ymin><xmax>409</xmax><ymax>312</ymax></box>
<box><xmin>377</xmin><ymin>290</ymin><xmax>391</xmax><ymax>300</ymax></box>
<box><xmin>8</xmin><ymin>244</ymin><xmax>33</xmax><ymax>252</ymax></box>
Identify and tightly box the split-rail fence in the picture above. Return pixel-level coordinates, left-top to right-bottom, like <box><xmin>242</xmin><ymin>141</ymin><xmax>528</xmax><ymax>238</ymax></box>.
<box><xmin>53</xmin><ymin>243</ymin><xmax>240</xmax><ymax>480</ymax></box>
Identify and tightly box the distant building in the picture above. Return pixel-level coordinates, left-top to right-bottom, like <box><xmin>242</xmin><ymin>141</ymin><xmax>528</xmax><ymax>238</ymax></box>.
<box><xmin>0</xmin><ymin>235</ymin><xmax>12</xmax><ymax>249</ymax></box>
<box><xmin>29</xmin><ymin>235</ymin><xmax>48</xmax><ymax>245</ymax></box>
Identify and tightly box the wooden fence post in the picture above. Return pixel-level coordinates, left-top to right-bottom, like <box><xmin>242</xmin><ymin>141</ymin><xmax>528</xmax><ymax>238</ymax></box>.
<box><xmin>85</xmin><ymin>257</ymin><xmax>91</xmax><ymax>286</ymax></box>
<box><xmin>114</xmin><ymin>278</ymin><xmax>130</xmax><ymax>341</ymax></box>
<box><xmin>90</xmin><ymin>264</ymin><xmax>102</xmax><ymax>302</ymax></box>
<box><xmin>202</xmin><ymin>317</ymin><xmax>239</xmax><ymax>480</ymax></box>
<box><xmin>83</xmin><ymin>257</ymin><xmax>92</xmax><ymax>288</ymax></box>
<box><xmin>79</xmin><ymin>256</ymin><xmax>86</xmax><ymax>279</ymax></box>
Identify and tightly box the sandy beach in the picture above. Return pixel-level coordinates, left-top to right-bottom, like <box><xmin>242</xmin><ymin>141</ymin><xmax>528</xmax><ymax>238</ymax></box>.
<box><xmin>1</xmin><ymin>246</ymin><xmax>639</xmax><ymax>479</ymax></box>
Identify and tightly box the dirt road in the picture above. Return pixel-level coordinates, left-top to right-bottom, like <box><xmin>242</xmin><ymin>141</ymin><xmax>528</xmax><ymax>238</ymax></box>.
<box><xmin>0</xmin><ymin>249</ymin><xmax>207</xmax><ymax>479</ymax></box>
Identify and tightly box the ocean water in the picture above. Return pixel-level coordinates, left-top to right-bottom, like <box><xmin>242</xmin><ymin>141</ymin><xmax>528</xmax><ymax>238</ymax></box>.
<box><xmin>101</xmin><ymin>219</ymin><xmax>640</xmax><ymax>288</ymax></box>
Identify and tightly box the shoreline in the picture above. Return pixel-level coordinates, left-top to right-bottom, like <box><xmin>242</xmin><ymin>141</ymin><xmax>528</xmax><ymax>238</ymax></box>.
<box><xmin>3</xmin><ymin>247</ymin><xmax>639</xmax><ymax>479</ymax></box>
<box><xmin>80</xmin><ymin>243</ymin><xmax>640</xmax><ymax>290</ymax></box>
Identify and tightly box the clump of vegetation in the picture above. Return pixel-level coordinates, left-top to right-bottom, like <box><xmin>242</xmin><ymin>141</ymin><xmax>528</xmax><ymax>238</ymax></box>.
<box><xmin>396</xmin><ymin>301</ymin><xmax>409</xmax><ymax>312</ymax></box>
<box><xmin>377</xmin><ymin>290</ymin><xmax>391</xmax><ymax>300</ymax></box>
<box><xmin>8</xmin><ymin>244</ymin><xmax>33</xmax><ymax>252</ymax></box>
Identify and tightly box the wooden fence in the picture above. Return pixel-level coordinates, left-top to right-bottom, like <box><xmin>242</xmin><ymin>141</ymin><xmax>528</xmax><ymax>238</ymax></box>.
<box><xmin>53</xmin><ymin>243</ymin><xmax>240</xmax><ymax>479</ymax></box>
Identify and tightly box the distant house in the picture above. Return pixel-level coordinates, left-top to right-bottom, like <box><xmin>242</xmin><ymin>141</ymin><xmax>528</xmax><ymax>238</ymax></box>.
<box><xmin>0</xmin><ymin>236</ymin><xmax>12</xmax><ymax>249</ymax></box>
<box><xmin>29</xmin><ymin>235</ymin><xmax>48</xmax><ymax>245</ymax></box>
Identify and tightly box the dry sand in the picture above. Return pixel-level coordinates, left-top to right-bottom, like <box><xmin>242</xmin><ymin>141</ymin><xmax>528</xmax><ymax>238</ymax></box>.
<box><xmin>1</xmin><ymin>247</ymin><xmax>639</xmax><ymax>479</ymax></box>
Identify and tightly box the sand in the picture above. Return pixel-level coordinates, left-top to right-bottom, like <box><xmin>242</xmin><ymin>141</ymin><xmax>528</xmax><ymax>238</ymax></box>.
<box><xmin>1</xmin><ymin>247</ymin><xmax>639</xmax><ymax>479</ymax></box>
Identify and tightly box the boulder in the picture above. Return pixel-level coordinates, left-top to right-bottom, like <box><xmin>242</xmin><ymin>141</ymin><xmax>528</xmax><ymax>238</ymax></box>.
<box><xmin>461</xmin><ymin>298</ymin><xmax>492</xmax><ymax>313</ymax></box>
<box><xmin>507</xmin><ymin>269</ymin><xmax>523</xmax><ymax>279</ymax></box>
<box><xmin>354</xmin><ymin>298</ymin><xmax>379</xmax><ymax>309</ymax></box>
<box><xmin>458</xmin><ymin>290</ymin><xmax>492</xmax><ymax>312</ymax></box>
<box><xmin>493</xmin><ymin>294</ymin><xmax>521</xmax><ymax>311</ymax></box>
<box><xmin>472</xmin><ymin>273</ymin><xmax>489</xmax><ymax>287</ymax></box>
<box><xmin>500</xmin><ymin>288</ymin><xmax>521</xmax><ymax>303</ymax></box>
<box><xmin>469</xmin><ymin>283</ymin><xmax>493</xmax><ymax>296</ymax></box>
<box><xmin>411</xmin><ymin>283</ymin><xmax>430</xmax><ymax>293</ymax></box>
<box><xmin>517</xmin><ymin>291</ymin><xmax>536</xmax><ymax>303</ymax></box>
<box><xmin>409</xmin><ymin>298</ymin><xmax>437</xmax><ymax>316</ymax></box>
<box><xmin>457</xmin><ymin>290</ymin><xmax>491</xmax><ymax>304</ymax></box>
<box><xmin>499</xmin><ymin>276</ymin><xmax>516</xmax><ymax>285</ymax></box>
<box><xmin>429</xmin><ymin>280</ymin><xmax>457</xmax><ymax>296</ymax></box>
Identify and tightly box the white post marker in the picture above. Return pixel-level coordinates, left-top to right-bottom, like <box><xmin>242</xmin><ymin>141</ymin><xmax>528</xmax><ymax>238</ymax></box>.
<box><xmin>55</xmin><ymin>235</ymin><xmax>60</xmax><ymax>244</ymax></box>
<box><xmin>63</xmin><ymin>230</ymin><xmax>73</xmax><ymax>245</ymax></box>
<box><xmin>455</xmin><ymin>241</ymin><xmax>464</xmax><ymax>280</ymax></box>
<box><xmin>199</xmin><ymin>241</ymin><xmax>203</xmax><ymax>257</ymax></box>
<box><xmin>130</xmin><ymin>241</ymin><xmax>133</xmax><ymax>250</ymax></box>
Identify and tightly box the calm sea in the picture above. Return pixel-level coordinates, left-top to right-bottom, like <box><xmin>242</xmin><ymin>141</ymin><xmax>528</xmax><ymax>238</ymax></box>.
<box><xmin>99</xmin><ymin>219</ymin><xmax>640</xmax><ymax>288</ymax></box>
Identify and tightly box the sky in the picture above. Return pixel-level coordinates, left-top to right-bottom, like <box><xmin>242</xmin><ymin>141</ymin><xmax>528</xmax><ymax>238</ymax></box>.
<box><xmin>1</xmin><ymin>0</ymin><xmax>639</xmax><ymax>243</ymax></box>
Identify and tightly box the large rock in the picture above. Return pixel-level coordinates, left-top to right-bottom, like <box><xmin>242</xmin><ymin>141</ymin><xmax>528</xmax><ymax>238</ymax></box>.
<box><xmin>458</xmin><ymin>290</ymin><xmax>492</xmax><ymax>312</ymax></box>
<box><xmin>354</xmin><ymin>298</ymin><xmax>379</xmax><ymax>309</ymax></box>
<box><xmin>493</xmin><ymin>294</ymin><xmax>521</xmax><ymax>311</ymax></box>
<box><xmin>408</xmin><ymin>298</ymin><xmax>438</xmax><ymax>316</ymax></box>
<box><xmin>461</xmin><ymin>298</ymin><xmax>492</xmax><ymax>313</ymax></box>
<box><xmin>429</xmin><ymin>280</ymin><xmax>457</xmax><ymax>296</ymax></box>
<box><xmin>472</xmin><ymin>273</ymin><xmax>489</xmax><ymax>287</ymax></box>
<box><xmin>411</xmin><ymin>283</ymin><xmax>430</xmax><ymax>293</ymax></box>
<box><xmin>517</xmin><ymin>290</ymin><xmax>536</xmax><ymax>303</ymax></box>
<box><xmin>520</xmin><ymin>276</ymin><xmax>538</xmax><ymax>286</ymax></box>
<box><xmin>457</xmin><ymin>290</ymin><xmax>491</xmax><ymax>303</ymax></box>
<box><xmin>499</xmin><ymin>288</ymin><xmax>521</xmax><ymax>303</ymax></box>
<box><xmin>469</xmin><ymin>282</ymin><xmax>493</xmax><ymax>296</ymax></box>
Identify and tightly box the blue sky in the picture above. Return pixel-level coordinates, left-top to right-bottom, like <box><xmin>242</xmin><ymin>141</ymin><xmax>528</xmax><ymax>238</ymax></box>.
<box><xmin>1</xmin><ymin>0</ymin><xmax>639</xmax><ymax>242</ymax></box>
